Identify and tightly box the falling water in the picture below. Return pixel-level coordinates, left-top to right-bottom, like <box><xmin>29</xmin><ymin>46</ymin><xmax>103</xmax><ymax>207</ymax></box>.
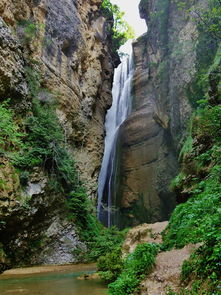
<box><xmin>97</xmin><ymin>52</ymin><xmax>134</xmax><ymax>227</ymax></box>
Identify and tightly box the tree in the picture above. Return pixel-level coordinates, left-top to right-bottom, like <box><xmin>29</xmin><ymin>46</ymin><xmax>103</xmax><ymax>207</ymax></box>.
<box><xmin>101</xmin><ymin>0</ymin><xmax>135</xmax><ymax>52</ymax></box>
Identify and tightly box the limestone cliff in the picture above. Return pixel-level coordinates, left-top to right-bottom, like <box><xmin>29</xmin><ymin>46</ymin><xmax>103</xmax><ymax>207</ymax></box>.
<box><xmin>112</xmin><ymin>0</ymin><xmax>204</xmax><ymax>227</ymax></box>
<box><xmin>0</xmin><ymin>0</ymin><xmax>116</xmax><ymax>270</ymax></box>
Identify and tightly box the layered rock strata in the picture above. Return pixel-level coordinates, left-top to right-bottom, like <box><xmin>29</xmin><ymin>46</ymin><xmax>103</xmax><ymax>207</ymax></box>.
<box><xmin>112</xmin><ymin>0</ymin><xmax>201</xmax><ymax>227</ymax></box>
<box><xmin>0</xmin><ymin>0</ymin><xmax>116</xmax><ymax>269</ymax></box>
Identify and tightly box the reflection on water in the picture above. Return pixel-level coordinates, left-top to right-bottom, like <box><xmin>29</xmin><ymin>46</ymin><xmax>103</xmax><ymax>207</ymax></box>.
<box><xmin>0</xmin><ymin>264</ymin><xmax>107</xmax><ymax>295</ymax></box>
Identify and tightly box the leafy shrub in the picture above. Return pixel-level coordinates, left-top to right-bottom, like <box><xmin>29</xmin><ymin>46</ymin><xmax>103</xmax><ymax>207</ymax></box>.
<box><xmin>19</xmin><ymin>170</ymin><xmax>30</xmax><ymax>186</ymax></box>
<box><xmin>182</xmin><ymin>5</ymin><xmax>221</xmax><ymax>107</ymax></box>
<box><xmin>0</xmin><ymin>101</ymin><xmax>23</xmax><ymax>155</ymax></box>
<box><xmin>195</xmin><ymin>0</ymin><xmax>221</xmax><ymax>41</ymax></box>
<box><xmin>68</xmin><ymin>188</ymin><xmax>90</xmax><ymax>226</ymax></box>
<box><xmin>24</xmin><ymin>66</ymin><xmax>42</xmax><ymax>97</ymax></box>
<box><xmin>67</xmin><ymin>187</ymin><xmax>101</xmax><ymax>237</ymax></box>
<box><xmin>74</xmin><ymin>224</ymin><xmax>127</xmax><ymax>263</ymax></box>
<box><xmin>181</xmin><ymin>216</ymin><xmax>221</xmax><ymax>293</ymax></box>
<box><xmin>193</xmin><ymin>106</ymin><xmax>221</xmax><ymax>143</ymax></box>
<box><xmin>14</xmin><ymin>99</ymin><xmax>79</xmax><ymax>193</ymax></box>
<box><xmin>108</xmin><ymin>243</ymin><xmax>159</xmax><ymax>295</ymax></box>
<box><xmin>164</xmin><ymin>42</ymin><xmax>221</xmax><ymax>293</ymax></box>
<box><xmin>97</xmin><ymin>247</ymin><xmax>123</xmax><ymax>283</ymax></box>
<box><xmin>87</xmin><ymin>226</ymin><xmax>127</xmax><ymax>261</ymax></box>
<box><xmin>17</xmin><ymin>20</ymin><xmax>45</xmax><ymax>44</ymax></box>
<box><xmin>163</xmin><ymin>168</ymin><xmax>221</xmax><ymax>249</ymax></box>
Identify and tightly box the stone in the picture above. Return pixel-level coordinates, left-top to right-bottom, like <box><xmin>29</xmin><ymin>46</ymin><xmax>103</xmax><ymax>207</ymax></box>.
<box><xmin>122</xmin><ymin>222</ymin><xmax>168</xmax><ymax>258</ymax></box>
<box><xmin>0</xmin><ymin>0</ymin><xmax>116</xmax><ymax>269</ymax></box>
<box><xmin>0</xmin><ymin>18</ymin><xmax>28</xmax><ymax>99</ymax></box>
<box><xmin>111</xmin><ymin>0</ymin><xmax>202</xmax><ymax>228</ymax></box>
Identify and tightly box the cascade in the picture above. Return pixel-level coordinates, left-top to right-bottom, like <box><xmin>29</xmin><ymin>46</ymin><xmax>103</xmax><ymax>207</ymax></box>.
<box><xmin>97</xmin><ymin>52</ymin><xmax>134</xmax><ymax>227</ymax></box>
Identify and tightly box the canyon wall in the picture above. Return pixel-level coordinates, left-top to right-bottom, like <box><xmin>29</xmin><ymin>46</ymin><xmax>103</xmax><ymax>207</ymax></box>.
<box><xmin>112</xmin><ymin>0</ymin><xmax>203</xmax><ymax>228</ymax></box>
<box><xmin>0</xmin><ymin>0</ymin><xmax>116</xmax><ymax>270</ymax></box>
<box><xmin>0</xmin><ymin>0</ymin><xmax>117</xmax><ymax>195</ymax></box>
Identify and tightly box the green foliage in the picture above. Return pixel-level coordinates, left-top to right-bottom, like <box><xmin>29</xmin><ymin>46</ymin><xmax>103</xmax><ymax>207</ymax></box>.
<box><xmin>181</xmin><ymin>217</ymin><xmax>221</xmax><ymax>290</ymax></box>
<box><xmin>169</xmin><ymin>172</ymin><xmax>186</xmax><ymax>192</ymax></box>
<box><xmin>185</xmin><ymin>2</ymin><xmax>220</xmax><ymax>107</ymax></box>
<box><xmin>192</xmin><ymin>106</ymin><xmax>221</xmax><ymax>143</ymax></box>
<box><xmin>172</xmin><ymin>0</ymin><xmax>221</xmax><ymax>40</ymax></box>
<box><xmin>0</xmin><ymin>101</ymin><xmax>23</xmax><ymax>155</ymax></box>
<box><xmin>101</xmin><ymin>0</ymin><xmax>135</xmax><ymax>52</ymax></box>
<box><xmin>7</xmin><ymin>65</ymin><xmax>100</xmax><ymax>244</ymax></box>
<box><xmin>19</xmin><ymin>170</ymin><xmax>30</xmax><ymax>186</ymax></box>
<box><xmin>108</xmin><ymin>243</ymin><xmax>159</xmax><ymax>295</ymax></box>
<box><xmin>165</xmin><ymin>286</ymin><xmax>206</xmax><ymax>295</ymax></box>
<box><xmin>0</xmin><ymin>66</ymin><xmax>97</xmax><ymax>241</ymax></box>
<box><xmin>97</xmin><ymin>247</ymin><xmax>123</xmax><ymax>283</ymax></box>
<box><xmin>68</xmin><ymin>188</ymin><xmax>92</xmax><ymax>227</ymax></box>
<box><xmin>75</xmin><ymin>224</ymin><xmax>127</xmax><ymax>263</ymax></box>
<box><xmin>88</xmin><ymin>226</ymin><xmax>127</xmax><ymax>261</ymax></box>
<box><xmin>67</xmin><ymin>189</ymin><xmax>104</xmax><ymax>245</ymax></box>
<box><xmin>178</xmin><ymin>135</ymin><xmax>193</xmax><ymax>162</ymax></box>
<box><xmin>195</xmin><ymin>0</ymin><xmax>221</xmax><ymax>40</ymax></box>
<box><xmin>165</xmin><ymin>166</ymin><xmax>221</xmax><ymax>293</ymax></box>
<box><xmin>164</xmin><ymin>37</ymin><xmax>221</xmax><ymax>293</ymax></box>
<box><xmin>163</xmin><ymin>159</ymin><xmax>221</xmax><ymax>250</ymax></box>
<box><xmin>17</xmin><ymin>20</ymin><xmax>45</xmax><ymax>44</ymax></box>
<box><xmin>166</xmin><ymin>105</ymin><xmax>221</xmax><ymax>288</ymax></box>
<box><xmin>24</xmin><ymin>66</ymin><xmax>42</xmax><ymax>97</ymax></box>
<box><xmin>14</xmin><ymin>99</ymin><xmax>79</xmax><ymax>193</ymax></box>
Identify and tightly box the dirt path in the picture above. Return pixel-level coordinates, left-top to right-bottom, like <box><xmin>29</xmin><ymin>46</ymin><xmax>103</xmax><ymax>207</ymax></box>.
<box><xmin>140</xmin><ymin>244</ymin><xmax>198</xmax><ymax>294</ymax></box>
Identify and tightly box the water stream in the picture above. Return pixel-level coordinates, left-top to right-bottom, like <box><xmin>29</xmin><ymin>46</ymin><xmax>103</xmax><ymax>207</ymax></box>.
<box><xmin>97</xmin><ymin>52</ymin><xmax>134</xmax><ymax>227</ymax></box>
<box><xmin>0</xmin><ymin>264</ymin><xmax>107</xmax><ymax>295</ymax></box>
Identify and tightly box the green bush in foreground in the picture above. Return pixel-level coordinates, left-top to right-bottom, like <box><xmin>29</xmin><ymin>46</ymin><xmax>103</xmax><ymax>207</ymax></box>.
<box><xmin>74</xmin><ymin>225</ymin><xmax>127</xmax><ymax>262</ymax></box>
<box><xmin>108</xmin><ymin>243</ymin><xmax>159</xmax><ymax>295</ymax></box>
<box><xmin>97</xmin><ymin>247</ymin><xmax>123</xmax><ymax>283</ymax></box>
<box><xmin>181</xmin><ymin>217</ymin><xmax>221</xmax><ymax>294</ymax></box>
<box><xmin>88</xmin><ymin>226</ymin><xmax>127</xmax><ymax>261</ymax></box>
<box><xmin>163</xmin><ymin>172</ymin><xmax>221</xmax><ymax>249</ymax></box>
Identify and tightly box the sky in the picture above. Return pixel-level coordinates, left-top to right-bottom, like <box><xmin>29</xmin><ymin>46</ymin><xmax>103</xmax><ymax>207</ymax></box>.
<box><xmin>110</xmin><ymin>0</ymin><xmax>147</xmax><ymax>38</ymax></box>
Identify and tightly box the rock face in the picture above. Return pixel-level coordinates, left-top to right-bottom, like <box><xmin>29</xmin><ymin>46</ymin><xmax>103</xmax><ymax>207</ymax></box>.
<box><xmin>0</xmin><ymin>0</ymin><xmax>116</xmax><ymax>196</ymax></box>
<box><xmin>112</xmin><ymin>0</ymin><xmax>201</xmax><ymax>228</ymax></box>
<box><xmin>0</xmin><ymin>19</ymin><xmax>28</xmax><ymax>99</ymax></box>
<box><xmin>0</xmin><ymin>0</ymin><xmax>116</xmax><ymax>269</ymax></box>
<box><xmin>122</xmin><ymin>222</ymin><xmax>168</xmax><ymax>258</ymax></box>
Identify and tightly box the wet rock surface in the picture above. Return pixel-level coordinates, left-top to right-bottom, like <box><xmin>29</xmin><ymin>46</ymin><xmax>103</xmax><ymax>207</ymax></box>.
<box><xmin>112</xmin><ymin>0</ymin><xmax>203</xmax><ymax>227</ymax></box>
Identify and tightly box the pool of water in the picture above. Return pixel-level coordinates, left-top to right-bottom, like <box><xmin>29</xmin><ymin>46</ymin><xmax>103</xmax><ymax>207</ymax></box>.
<box><xmin>0</xmin><ymin>264</ymin><xmax>107</xmax><ymax>295</ymax></box>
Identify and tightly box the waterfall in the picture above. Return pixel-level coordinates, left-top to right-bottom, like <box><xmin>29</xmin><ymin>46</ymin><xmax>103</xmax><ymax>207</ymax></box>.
<box><xmin>97</xmin><ymin>52</ymin><xmax>134</xmax><ymax>227</ymax></box>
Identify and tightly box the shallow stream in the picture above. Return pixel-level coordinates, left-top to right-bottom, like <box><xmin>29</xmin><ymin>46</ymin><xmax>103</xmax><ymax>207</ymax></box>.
<box><xmin>0</xmin><ymin>264</ymin><xmax>107</xmax><ymax>295</ymax></box>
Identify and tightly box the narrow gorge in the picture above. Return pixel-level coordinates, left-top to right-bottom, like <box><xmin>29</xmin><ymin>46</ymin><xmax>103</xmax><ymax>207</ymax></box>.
<box><xmin>0</xmin><ymin>0</ymin><xmax>220</xmax><ymax>294</ymax></box>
